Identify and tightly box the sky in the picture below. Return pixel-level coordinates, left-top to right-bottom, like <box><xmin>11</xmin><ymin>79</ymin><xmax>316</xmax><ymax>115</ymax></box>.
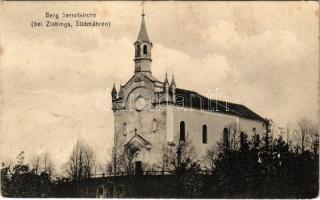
<box><xmin>0</xmin><ymin>1</ymin><xmax>319</xmax><ymax>175</ymax></box>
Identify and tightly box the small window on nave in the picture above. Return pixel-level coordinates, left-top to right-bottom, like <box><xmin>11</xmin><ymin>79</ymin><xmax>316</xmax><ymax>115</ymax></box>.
<box><xmin>202</xmin><ymin>124</ymin><xmax>207</xmax><ymax>144</ymax></box>
<box><xmin>152</xmin><ymin>119</ymin><xmax>157</xmax><ymax>133</ymax></box>
<box><xmin>143</xmin><ymin>45</ymin><xmax>147</xmax><ymax>55</ymax></box>
<box><xmin>123</xmin><ymin>122</ymin><xmax>127</xmax><ymax>136</ymax></box>
<box><xmin>180</xmin><ymin>121</ymin><xmax>185</xmax><ymax>141</ymax></box>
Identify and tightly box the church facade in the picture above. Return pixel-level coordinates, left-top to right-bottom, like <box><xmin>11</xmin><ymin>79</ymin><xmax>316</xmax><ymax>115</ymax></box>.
<box><xmin>111</xmin><ymin>13</ymin><xmax>265</xmax><ymax>170</ymax></box>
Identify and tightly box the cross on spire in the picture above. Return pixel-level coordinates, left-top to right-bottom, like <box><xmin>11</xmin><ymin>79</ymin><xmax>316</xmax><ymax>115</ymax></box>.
<box><xmin>137</xmin><ymin>1</ymin><xmax>149</xmax><ymax>42</ymax></box>
<box><xmin>141</xmin><ymin>1</ymin><xmax>145</xmax><ymax>16</ymax></box>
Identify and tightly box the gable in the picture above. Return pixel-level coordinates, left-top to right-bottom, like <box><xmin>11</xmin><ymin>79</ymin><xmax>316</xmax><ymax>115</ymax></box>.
<box><xmin>125</xmin><ymin>134</ymin><xmax>151</xmax><ymax>150</ymax></box>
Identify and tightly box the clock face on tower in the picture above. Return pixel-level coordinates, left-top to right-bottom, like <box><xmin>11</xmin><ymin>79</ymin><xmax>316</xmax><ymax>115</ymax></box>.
<box><xmin>135</xmin><ymin>97</ymin><xmax>148</xmax><ymax>111</ymax></box>
<box><xmin>126</xmin><ymin>87</ymin><xmax>151</xmax><ymax>111</ymax></box>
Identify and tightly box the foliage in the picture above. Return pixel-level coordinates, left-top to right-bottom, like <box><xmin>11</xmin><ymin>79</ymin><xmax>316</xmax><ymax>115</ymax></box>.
<box><xmin>1</xmin><ymin>151</ymin><xmax>52</xmax><ymax>197</ymax></box>
<box><xmin>161</xmin><ymin>135</ymin><xmax>196</xmax><ymax>172</ymax></box>
<box><xmin>206</xmin><ymin>118</ymin><xmax>319</xmax><ymax>198</ymax></box>
<box><xmin>181</xmin><ymin>162</ymin><xmax>203</xmax><ymax>197</ymax></box>
<box><xmin>1</xmin><ymin>118</ymin><xmax>318</xmax><ymax>198</ymax></box>
<box><xmin>160</xmin><ymin>135</ymin><xmax>203</xmax><ymax>197</ymax></box>
<box><xmin>66</xmin><ymin>139</ymin><xmax>96</xmax><ymax>182</ymax></box>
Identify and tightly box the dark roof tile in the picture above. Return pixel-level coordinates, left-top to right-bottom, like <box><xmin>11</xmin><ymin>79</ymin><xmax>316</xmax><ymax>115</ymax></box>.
<box><xmin>175</xmin><ymin>88</ymin><xmax>264</xmax><ymax>122</ymax></box>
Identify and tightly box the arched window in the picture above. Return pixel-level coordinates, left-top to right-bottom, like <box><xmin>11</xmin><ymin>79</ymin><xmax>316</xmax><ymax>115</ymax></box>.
<box><xmin>202</xmin><ymin>124</ymin><xmax>207</xmax><ymax>144</ymax></box>
<box><xmin>136</xmin><ymin>44</ymin><xmax>141</xmax><ymax>57</ymax></box>
<box><xmin>180</xmin><ymin>121</ymin><xmax>185</xmax><ymax>141</ymax></box>
<box><xmin>143</xmin><ymin>45</ymin><xmax>148</xmax><ymax>55</ymax></box>
<box><xmin>152</xmin><ymin>119</ymin><xmax>157</xmax><ymax>133</ymax></box>
<box><xmin>123</xmin><ymin>123</ymin><xmax>127</xmax><ymax>136</ymax></box>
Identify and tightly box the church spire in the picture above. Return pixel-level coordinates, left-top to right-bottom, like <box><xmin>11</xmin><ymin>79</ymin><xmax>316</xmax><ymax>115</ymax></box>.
<box><xmin>170</xmin><ymin>75</ymin><xmax>176</xmax><ymax>90</ymax></box>
<box><xmin>164</xmin><ymin>72</ymin><xmax>169</xmax><ymax>85</ymax></box>
<box><xmin>134</xmin><ymin>10</ymin><xmax>153</xmax><ymax>74</ymax></box>
<box><xmin>137</xmin><ymin>11</ymin><xmax>150</xmax><ymax>42</ymax></box>
<box><xmin>170</xmin><ymin>75</ymin><xmax>176</xmax><ymax>103</ymax></box>
<box><xmin>164</xmin><ymin>72</ymin><xmax>169</xmax><ymax>92</ymax></box>
<box><xmin>111</xmin><ymin>81</ymin><xmax>117</xmax><ymax>99</ymax></box>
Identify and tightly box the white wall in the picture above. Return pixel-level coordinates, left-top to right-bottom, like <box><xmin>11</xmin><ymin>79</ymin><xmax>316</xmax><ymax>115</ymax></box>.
<box><xmin>171</xmin><ymin>106</ymin><xmax>265</xmax><ymax>162</ymax></box>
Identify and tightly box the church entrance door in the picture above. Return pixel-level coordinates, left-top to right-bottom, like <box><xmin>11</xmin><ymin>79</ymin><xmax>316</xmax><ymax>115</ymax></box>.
<box><xmin>133</xmin><ymin>151</ymin><xmax>143</xmax><ymax>175</ymax></box>
<box><xmin>135</xmin><ymin>161</ymin><xmax>143</xmax><ymax>175</ymax></box>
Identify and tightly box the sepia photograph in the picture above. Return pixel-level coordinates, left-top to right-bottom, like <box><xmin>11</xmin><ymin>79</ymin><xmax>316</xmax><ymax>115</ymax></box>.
<box><xmin>0</xmin><ymin>1</ymin><xmax>319</xmax><ymax>198</ymax></box>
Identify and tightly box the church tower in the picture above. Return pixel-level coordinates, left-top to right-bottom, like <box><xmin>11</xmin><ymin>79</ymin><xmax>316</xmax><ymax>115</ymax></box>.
<box><xmin>134</xmin><ymin>11</ymin><xmax>153</xmax><ymax>73</ymax></box>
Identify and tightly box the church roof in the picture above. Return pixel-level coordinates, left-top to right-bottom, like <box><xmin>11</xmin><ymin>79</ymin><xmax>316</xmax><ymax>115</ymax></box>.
<box><xmin>174</xmin><ymin>88</ymin><xmax>264</xmax><ymax>122</ymax></box>
<box><xmin>137</xmin><ymin>13</ymin><xmax>150</xmax><ymax>42</ymax></box>
<box><xmin>142</xmin><ymin>72</ymin><xmax>160</xmax><ymax>82</ymax></box>
<box><xmin>123</xmin><ymin>72</ymin><xmax>161</xmax><ymax>88</ymax></box>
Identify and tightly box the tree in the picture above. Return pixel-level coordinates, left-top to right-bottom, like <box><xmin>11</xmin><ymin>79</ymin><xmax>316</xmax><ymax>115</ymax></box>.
<box><xmin>252</xmin><ymin>130</ymin><xmax>261</xmax><ymax>150</ymax></box>
<box><xmin>1</xmin><ymin>162</ymin><xmax>12</xmax><ymax>196</ymax></box>
<box><xmin>202</xmin><ymin>145</ymin><xmax>216</xmax><ymax>172</ymax></box>
<box><xmin>226</xmin><ymin>122</ymin><xmax>240</xmax><ymax>150</ymax></box>
<box><xmin>180</xmin><ymin>162</ymin><xmax>203</xmax><ymax>197</ymax></box>
<box><xmin>106</xmin><ymin>129</ymin><xmax>139</xmax><ymax>176</ymax></box>
<box><xmin>17</xmin><ymin>151</ymin><xmax>25</xmax><ymax>165</ymax></box>
<box><xmin>66</xmin><ymin>139</ymin><xmax>96</xmax><ymax>182</ymax></box>
<box><xmin>42</xmin><ymin>152</ymin><xmax>54</xmax><ymax>180</ymax></box>
<box><xmin>223</xmin><ymin>127</ymin><xmax>230</xmax><ymax>152</ymax></box>
<box><xmin>30</xmin><ymin>152</ymin><xmax>54</xmax><ymax>179</ymax></box>
<box><xmin>161</xmin><ymin>135</ymin><xmax>196</xmax><ymax>172</ymax></box>
<box><xmin>106</xmin><ymin>133</ymin><xmax>121</xmax><ymax>176</ymax></box>
<box><xmin>262</xmin><ymin>118</ymin><xmax>273</xmax><ymax>152</ymax></box>
<box><xmin>294</xmin><ymin>118</ymin><xmax>318</xmax><ymax>153</ymax></box>
<box><xmin>161</xmin><ymin>135</ymin><xmax>200</xmax><ymax>197</ymax></box>
<box><xmin>106</xmin><ymin>143</ymin><xmax>138</xmax><ymax>176</ymax></box>
<box><xmin>308</xmin><ymin>122</ymin><xmax>319</xmax><ymax>155</ymax></box>
<box><xmin>239</xmin><ymin>131</ymin><xmax>249</xmax><ymax>152</ymax></box>
<box><xmin>297</xmin><ymin>118</ymin><xmax>311</xmax><ymax>152</ymax></box>
<box><xmin>30</xmin><ymin>154</ymin><xmax>41</xmax><ymax>175</ymax></box>
<box><xmin>2</xmin><ymin>151</ymin><xmax>52</xmax><ymax>197</ymax></box>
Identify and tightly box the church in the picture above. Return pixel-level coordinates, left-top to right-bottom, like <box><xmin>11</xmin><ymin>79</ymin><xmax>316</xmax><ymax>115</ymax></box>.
<box><xmin>110</xmin><ymin>12</ymin><xmax>265</xmax><ymax>170</ymax></box>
